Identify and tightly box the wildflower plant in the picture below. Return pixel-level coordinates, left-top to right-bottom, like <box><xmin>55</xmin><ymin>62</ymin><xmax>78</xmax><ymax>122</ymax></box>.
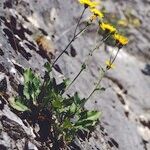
<box><xmin>10</xmin><ymin>0</ymin><xmax>128</xmax><ymax>149</ymax></box>
<box><xmin>10</xmin><ymin>63</ymin><xmax>101</xmax><ymax>148</ymax></box>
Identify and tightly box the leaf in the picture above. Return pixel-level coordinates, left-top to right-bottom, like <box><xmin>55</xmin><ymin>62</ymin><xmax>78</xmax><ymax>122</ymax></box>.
<box><xmin>100</xmin><ymin>87</ymin><xmax>106</xmax><ymax>91</ymax></box>
<box><xmin>74</xmin><ymin>92</ymin><xmax>81</xmax><ymax>104</ymax></box>
<box><xmin>24</xmin><ymin>68</ymin><xmax>34</xmax><ymax>83</ymax></box>
<box><xmin>75</xmin><ymin>111</ymin><xmax>101</xmax><ymax>128</ymax></box>
<box><xmin>62</xmin><ymin>119</ymin><xmax>73</xmax><ymax>129</ymax></box>
<box><xmin>52</xmin><ymin>99</ymin><xmax>62</xmax><ymax>109</ymax></box>
<box><xmin>23</xmin><ymin>69</ymin><xmax>41</xmax><ymax>103</ymax></box>
<box><xmin>63</xmin><ymin>78</ymin><xmax>70</xmax><ymax>87</ymax></box>
<box><xmin>44</xmin><ymin>62</ymin><xmax>52</xmax><ymax>72</ymax></box>
<box><xmin>23</xmin><ymin>69</ymin><xmax>33</xmax><ymax>100</ymax></box>
<box><xmin>74</xmin><ymin>92</ymin><xmax>86</xmax><ymax>106</ymax></box>
<box><xmin>23</xmin><ymin>82</ymin><xmax>31</xmax><ymax>100</ymax></box>
<box><xmin>32</xmin><ymin>76</ymin><xmax>41</xmax><ymax>100</ymax></box>
<box><xmin>10</xmin><ymin>98</ymin><xmax>30</xmax><ymax>112</ymax></box>
<box><xmin>75</xmin><ymin>120</ymin><xmax>95</xmax><ymax>128</ymax></box>
<box><xmin>85</xmin><ymin>111</ymin><xmax>101</xmax><ymax>121</ymax></box>
<box><xmin>69</xmin><ymin>103</ymin><xmax>77</xmax><ymax>113</ymax></box>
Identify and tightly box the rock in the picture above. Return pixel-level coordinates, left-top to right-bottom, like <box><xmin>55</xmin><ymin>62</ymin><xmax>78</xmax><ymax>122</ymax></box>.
<box><xmin>141</xmin><ymin>64</ymin><xmax>150</xmax><ymax>76</ymax></box>
<box><xmin>0</xmin><ymin>105</ymin><xmax>39</xmax><ymax>149</ymax></box>
<box><xmin>0</xmin><ymin>0</ymin><xmax>149</xmax><ymax>150</ymax></box>
<box><xmin>0</xmin><ymin>74</ymin><xmax>7</xmax><ymax>93</ymax></box>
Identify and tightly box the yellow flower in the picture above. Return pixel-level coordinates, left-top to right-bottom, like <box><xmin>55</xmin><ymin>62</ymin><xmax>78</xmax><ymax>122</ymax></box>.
<box><xmin>78</xmin><ymin>0</ymin><xmax>99</xmax><ymax>8</ymax></box>
<box><xmin>90</xmin><ymin>8</ymin><xmax>104</xmax><ymax>19</ymax></box>
<box><xmin>100</xmin><ymin>22</ymin><xmax>117</xmax><ymax>33</ymax></box>
<box><xmin>113</xmin><ymin>33</ymin><xmax>128</xmax><ymax>46</ymax></box>
<box><xmin>105</xmin><ymin>60</ymin><xmax>115</xmax><ymax>69</ymax></box>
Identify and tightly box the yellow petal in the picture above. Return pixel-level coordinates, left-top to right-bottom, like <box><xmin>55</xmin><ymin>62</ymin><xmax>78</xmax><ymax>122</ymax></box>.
<box><xmin>100</xmin><ymin>22</ymin><xmax>117</xmax><ymax>33</ymax></box>
<box><xmin>90</xmin><ymin>8</ymin><xmax>104</xmax><ymax>19</ymax></box>
<box><xmin>79</xmin><ymin>0</ymin><xmax>99</xmax><ymax>8</ymax></box>
<box><xmin>113</xmin><ymin>33</ymin><xmax>128</xmax><ymax>45</ymax></box>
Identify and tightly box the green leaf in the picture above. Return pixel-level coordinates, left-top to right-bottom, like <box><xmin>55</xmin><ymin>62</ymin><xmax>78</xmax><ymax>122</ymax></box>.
<box><xmin>75</xmin><ymin>120</ymin><xmax>95</xmax><ymax>128</ymax></box>
<box><xmin>24</xmin><ymin>68</ymin><xmax>34</xmax><ymax>83</ymax></box>
<box><xmin>23</xmin><ymin>68</ymin><xmax>41</xmax><ymax>103</ymax></box>
<box><xmin>32</xmin><ymin>76</ymin><xmax>41</xmax><ymax>100</ymax></box>
<box><xmin>83</xmin><ymin>111</ymin><xmax>101</xmax><ymax>121</ymax></box>
<box><xmin>62</xmin><ymin>78</ymin><xmax>70</xmax><ymax>87</ymax></box>
<box><xmin>75</xmin><ymin>111</ymin><xmax>101</xmax><ymax>129</ymax></box>
<box><xmin>10</xmin><ymin>98</ymin><xmax>30</xmax><ymax>112</ymax></box>
<box><xmin>44</xmin><ymin>62</ymin><xmax>52</xmax><ymax>72</ymax></box>
<box><xmin>74</xmin><ymin>92</ymin><xmax>86</xmax><ymax>106</ymax></box>
<box><xmin>74</xmin><ymin>92</ymin><xmax>81</xmax><ymax>104</ymax></box>
<box><xmin>23</xmin><ymin>82</ymin><xmax>31</xmax><ymax>100</ymax></box>
<box><xmin>62</xmin><ymin>119</ymin><xmax>73</xmax><ymax>129</ymax></box>
<box><xmin>52</xmin><ymin>99</ymin><xmax>62</xmax><ymax>109</ymax></box>
<box><xmin>69</xmin><ymin>103</ymin><xmax>77</xmax><ymax>113</ymax></box>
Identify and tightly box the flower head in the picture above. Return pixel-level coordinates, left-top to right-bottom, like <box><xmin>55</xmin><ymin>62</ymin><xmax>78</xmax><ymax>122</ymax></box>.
<box><xmin>79</xmin><ymin>0</ymin><xmax>99</xmax><ymax>8</ymax></box>
<box><xmin>113</xmin><ymin>33</ymin><xmax>128</xmax><ymax>46</ymax></box>
<box><xmin>100</xmin><ymin>22</ymin><xmax>117</xmax><ymax>33</ymax></box>
<box><xmin>105</xmin><ymin>60</ymin><xmax>115</xmax><ymax>69</ymax></box>
<box><xmin>90</xmin><ymin>8</ymin><xmax>104</xmax><ymax>19</ymax></box>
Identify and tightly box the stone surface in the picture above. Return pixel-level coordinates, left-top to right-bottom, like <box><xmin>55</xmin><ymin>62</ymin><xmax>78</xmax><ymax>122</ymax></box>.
<box><xmin>0</xmin><ymin>0</ymin><xmax>150</xmax><ymax>149</ymax></box>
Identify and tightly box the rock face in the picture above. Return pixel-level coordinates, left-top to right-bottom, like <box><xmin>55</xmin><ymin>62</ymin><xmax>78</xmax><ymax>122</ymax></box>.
<box><xmin>0</xmin><ymin>0</ymin><xmax>150</xmax><ymax>149</ymax></box>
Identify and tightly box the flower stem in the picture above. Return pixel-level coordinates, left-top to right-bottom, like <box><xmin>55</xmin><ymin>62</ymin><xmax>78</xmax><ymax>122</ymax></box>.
<box><xmin>85</xmin><ymin>33</ymin><xmax>112</xmax><ymax>65</ymax></box>
<box><xmin>106</xmin><ymin>47</ymin><xmax>120</xmax><ymax>70</ymax></box>
<box><xmin>92</xmin><ymin>33</ymin><xmax>112</xmax><ymax>53</ymax></box>
<box><xmin>73</xmin><ymin>7</ymin><xmax>86</xmax><ymax>38</ymax></box>
<box><xmin>86</xmin><ymin>69</ymin><xmax>106</xmax><ymax>100</ymax></box>
<box><xmin>110</xmin><ymin>47</ymin><xmax>120</xmax><ymax>65</ymax></box>
<box><xmin>64</xmin><ymin>63</ymin><xmax>86</xmax><ymax>92</ymax></box>
<box><xmin>52</xmin><ymin>8</ymin><xmax>86</xmax><ymax>66</ymax></box>
<box><xmin>52</xmin><ymin>38</ymin><xmax>74</xmax><ymax>66</ymax></box>
<box><xmin>64</xmin><ymin>33</ymin><xmax>112</xmax><ymax>92</ymax></box>
<box><xmin>87</xmin><ymin>47</ymin><xmax>121</xmax><ymax>99</ymax></box>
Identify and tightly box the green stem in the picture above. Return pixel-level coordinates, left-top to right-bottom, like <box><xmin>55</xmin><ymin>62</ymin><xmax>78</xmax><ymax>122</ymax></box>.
<box><xmin>87</xmin><ymin>48</ymin><xmax>121</xmax><ymax>99</ymax></box>
<box><xmin>86</xmin><ymin>69</ymin><xmax>106</xmax><ymax>100</ymax></box>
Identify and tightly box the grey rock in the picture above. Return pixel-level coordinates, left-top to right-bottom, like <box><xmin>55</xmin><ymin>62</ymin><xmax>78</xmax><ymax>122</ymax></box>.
<box><xmin>0</xmin><ymin>0</ymin><xmax>150</xmax><ymax>150</ymax></box>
